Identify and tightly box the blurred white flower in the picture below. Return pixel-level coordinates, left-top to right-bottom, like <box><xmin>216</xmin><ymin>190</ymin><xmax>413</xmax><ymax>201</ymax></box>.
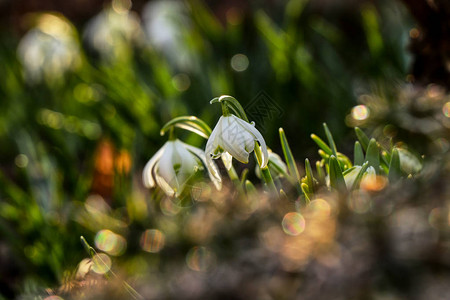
<box><xmin>143</xmin><ymin>140</ymin><xmax>221</xmax><ymax>197</ymax></box>
<box><xmin>83</xmin><ymin>7</ymin><xmax>144</xmax><ymax>61</ymax></box>
<box><xmin>206</xmin><ymin>114</ymin><xmax>268</xmax><ymax>173</ymax></box>
<box><xmin>142</xmin><ymin>0</ymin><xmax>194</xmax><ymax>70</ymax></box>
<box><xmin>17</xmin><ymin>13</ymin><xmax>80</xmax><ymax>83</ymax></box>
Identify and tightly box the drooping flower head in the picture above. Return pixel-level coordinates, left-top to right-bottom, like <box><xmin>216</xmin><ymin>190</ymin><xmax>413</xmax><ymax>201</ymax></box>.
<box><xmin>142</xmin><ymin>116</ymin><xmax>221</xmax><ymax>197</ymax></box>
<box><xmin>143</xmin><ymin>139</ymin><xmax>221</xmax><ymax>197</ymax></box>
<box><xmin>205</xmin><ymin>96</ymin><xmax>268</xmax><ymax>173</ymax></box>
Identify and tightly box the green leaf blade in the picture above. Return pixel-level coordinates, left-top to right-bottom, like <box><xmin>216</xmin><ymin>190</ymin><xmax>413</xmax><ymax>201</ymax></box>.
<box><xmin>354</xmin><ymin>141</ymin><xmax>364</xmax><ymax>165</ymax></box>
<box><xmin>388</xmin><ymin>148</ymin><xmax>402</xmax><ymax>182</ymax></box>
<box><xmin>329</xmin><ymin>155</ymin><xmax>347</xmax><ymax>193</ymax></box>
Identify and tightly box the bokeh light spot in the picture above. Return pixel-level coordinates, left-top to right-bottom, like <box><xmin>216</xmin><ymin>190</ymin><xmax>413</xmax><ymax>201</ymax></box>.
<box><xmin>112</xmin><ymin>0</ymin><xmax>132</xmax><ymax>14</ymax></box>
<box><xmin>15</xmin><ymin>154</ymin><xmax>29</xmax><ymax>168</ymax></box>
<box><xmin>226</xmin><ymin>8</ymin><xmax>243</xmax><ymax>25</ymax></box>
<box><xmin>140</xmin><ymin>229</ymin><xmax>165</xmax><ymax>253</ymax></box>
<box><xmin>409</xmin><ymin>28</ymin><xmax>420</xmax><ymax>38</ymax></box>
<box><xmin>191</xmin><ymin>182</ymin><xmax>211</xmax><ymax>202</ymax></box>
<box><xmin>348</xmin><ymin>190</ymin><xmax>371</xmax><ymax>214</ymax></box>
<box><xmin>282</xmin><ymin>212</ymin><xmax>306</xmax><ymax>236</ymax></box>
<box><xmin>95</xmin><ymin>229</ymin><xmax>127</xmax><ymax>256</ymax></box>
<box><xmin>361</xmin><ymin>175</ymin><xmax>387</xmax><ymax>192</ymax></box>
<box><xmin>91</xmin><ymin>253</ymin><xmax>112</xmax><ymax>274</ymax></box>
<box><xmin>231</xmin><ymin>54</ymin><xmax>249</xmax><ymax>72</ymax></box>
<box><xmin>308</xmin><ymin>199</ymin><xmax>331</xmax><ymax>218</ymax></box>
<box><xmin>172</xmin><ymin>73</ymin><xmax>191</xmax><ymax>92</ymax></box>
<box><xmin>351</xmin><ymin>105</ymin><xmax>369</xmax><ymax>121</ymax></box>
<box><xmin>443</xmin><ymin>102</ymin><xmax>450</xmax><ymax>118</ymax></box>
<box><xmin>186</xmin><ymin>246</ymin><xmax>215</xmax><ymax>272</ymax></box>
<box><xmin>160</xmin><ymin>197</ymin><xmax>181</xmax><ymax>216</ymax></box>
<box><xmin>428</xmin><ymin>207</ymin><xmax>449</xmax><ymax>230</ymax></box>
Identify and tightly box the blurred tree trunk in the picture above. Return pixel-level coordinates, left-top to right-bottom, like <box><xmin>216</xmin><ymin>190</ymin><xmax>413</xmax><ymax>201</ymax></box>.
<box><xmin>400</xmin><ymin>0</ymin><xmax>450</xmax><ymax>87</ymax></box>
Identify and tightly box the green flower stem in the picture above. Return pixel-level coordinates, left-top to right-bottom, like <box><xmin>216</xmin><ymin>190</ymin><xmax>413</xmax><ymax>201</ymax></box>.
<box><xmin>221</xmin><ymin>101</ymin><xmax>231</xmax><ymax>117</ymax></box>
<box><xmin>80</xmin><ymin>236</ymin><xmax>143</xmax><ymax>299</ymax></box>
<box><xmin>168</xmin><ymin>127</ymin><xmax>176</xmax><ymax>141</ymax></box>
<box><xmin>254</xmin><ymin>142</ymin><xmax>278</xmax><ymax>197</ymax></box>
<box><xmin>224</xmin><ymin>158</ymin><xmax>241</xmax><ymax>185</ymax></box>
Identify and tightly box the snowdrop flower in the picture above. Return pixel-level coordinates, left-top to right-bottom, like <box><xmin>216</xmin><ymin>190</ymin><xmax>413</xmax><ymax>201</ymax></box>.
<box><xmin>206</xmin><ymin>114</ymin><xmax>268</xmax><ymax>172</ymax></box>
<box><xmin>18</xmin><ymin>13</ymin><xmax>80</xmax><ymax>83</ymax></box>
<box><xmin>84</xmin><ymin>7</ymin><xmax>143</xmax><ymax>61</ymax></box>
<box><xmin>143</xmin><ymin>139</ymin><xmax>221</xmax><ymax>197</ymax></box>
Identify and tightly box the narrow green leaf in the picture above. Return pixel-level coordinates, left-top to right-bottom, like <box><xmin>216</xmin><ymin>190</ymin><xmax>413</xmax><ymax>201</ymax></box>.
<box><xmin>311</xmin><ymin>134</ymin><xmax>332</xmax><ymax>155</ymax></box>
<box><xmin>280</xmin><ymin>128</ymin><xmax>302</xmax><ymax>195</ymax></box>
<box><xmin>343</xmin><ymin>166</ymin><xmax>357</xmax><ymax>176</ymax></box>
<box><xmin>240</xmin><ymin>168</ymin><xmax>249</xmax><ymax>186</ymax></box>
<box><xmin>365</xmin><ymin>138</ymin><xmax>380</xmax><ymax>173</ymax></box>
<box><xmin>323</xmin><ymin>123</ymin><xmax>338</xmax><ymax>156</ymax></box>
<box><xmin>354</xmin><ymin>141</ymin><xmax>364</xmax><ymax>165</ymax></box>
<box><xmin>355</xmin><ymin>127</ymin><xmax>370</xmax><ymax>151</ymax></box>
<box><xmin>329</xmin><ymin>155</ymin><xmax>347</xmax><ymax>193</ymax></box>
<box><xmin>381</xmin><ymin>150</ymin><xmax>391</xmax><ymax>164</ymax></box>
<box><xmin>388</xmin><ymin>148</ymin><xmax>402</xmax><ymax>182</ymax></box>
<box><xmin>305</xmin><ymin>158</ymin><xmax>315</xmax><ymax>194</ymax></box>
<box><xmin>80</xmin><ymin>236</ymin><xmax>96</xmax><ymax>258</ymax></box>
<box><xmin>361</xmin><ymin>4</ymin><xmax>383</xmax><ymax>57</ymax></box>
<box><xmin>379</xmin><ymin>150</ymin><xmax>390</xmax><ymax>174</ymax></box>
<box><xmin>245</xmin><ymin>180</ymin><xmax>257</xmax><ymax>195</ymax></box>
<box><xmin>318</xmin><ymin>149</ymin><xmax>330</xmax><ymax>160</ymax></box>
<box><xmin>160</xmin><ymin>116</ymin><xmax>212</xmax><ymax>139</ymax></box>
<box><xmin>279</xmin><ymin>128</ymin><xmax>301</xmax><ymax>181</ymax></box>
<box><xmin>351</xmin><ymin>162</ymin><xmax>369</xmax><ymax>190</ymax></box>
<box><xmin>301</xmin><ymin>183</ymin><xmax>311</xmax><ymax>204</ymax></box>
<box><xmin>337</xmin><ymin>153</ymin><xmax>353</xmax><ymax>170</ymax></box>
<box><xmin>316</xmin><ymin>161</ymin><xmax>326</xmax><ymax>184</ymax></box>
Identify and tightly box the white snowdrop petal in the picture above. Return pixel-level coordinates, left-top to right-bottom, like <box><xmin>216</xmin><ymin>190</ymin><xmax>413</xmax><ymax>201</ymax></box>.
<box><xmin>233</xmin><ymin>115</ymin><xmax>269</xmax><ymax>167</ymax></box>
<box><xmin>219</xmin><ymin>116</ymin><xmax>251</xmax><ymax>163</ymax></box>
<box><xmin>157</xmin><ymin>141</ymin><xmax>179</xmax><ymax>191</ymax></box>
<box><xmin>154</xmin><ymin>162</ymin><xmax>175</xmax><ymax>197</ymax></box>
<box><xmin>142</xmin><ymin>143</ymin><xmax>167</xmax><ymax>188</ymax></box>
<box><xmin>174</xmin><ymin>140</ymin><xmax>199</xmax><ymax>175</ymax></box>
<box><xmin>206</xmin><ymin>116</ymin><xmax>223</xmax><ymax>158</ymax></box>
<box><xmin>183</xmin><ymin>141</ymin><xmax>222</xmax><ymax>191</ymax></box>
<box><xmin>221</xmin><ymin>152</ymin><xmax>233</xmax><ymax>171</ymax></box>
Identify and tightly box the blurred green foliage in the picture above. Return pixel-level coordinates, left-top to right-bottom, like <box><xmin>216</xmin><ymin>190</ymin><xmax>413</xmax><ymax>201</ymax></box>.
<box><xmin>0</xmin><ymin>0</ymin><xmax>419</xmax><ymax>297</ymax></box>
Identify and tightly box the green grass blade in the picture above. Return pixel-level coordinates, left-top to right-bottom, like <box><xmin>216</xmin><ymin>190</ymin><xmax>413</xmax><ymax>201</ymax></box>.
<box><xmin>329</xmin><ymin>155</ymin><xmax>347</xmax><ymax>193</ymax></box>
<box><xmin>279</xmin><ymin>128</ymin><xmax>301</xmax><ymax>182</ymax></box>
<box><xmin>355</xmin><ymin>127</ymin><xmax>370</xmax><ymax>151</ymax></box>
<box><xmin>316</xmin><ymin>161</ymin><xmax>326</xmax><ymax>184</ymax></box>
<box><xmin>365</xmin><ymin>138</ymin><xmax>380</xmax><ymax>173</ymax></box>
<box><xmin>318</xmin><ymin>149</ymin><xmax>330</xmax><ymax>160</ymax></box>
<box><xmin>388</xmin><ymin>148</ymin><xmax>402</xmax><ymax>182</ymax></box>
<box><xmin>305</xmin><ymin>158</ymin><xmax>315</xmax><ymax>194</ymax></box>
<box><xmin>354</xmin><ymin>141</ymin><xmax>364</xmax><ymax>165</ymax></box>
<box><xmin>240</xmin><ymin>168</ymin><xmax>249</xmax><ymax>186</ymax></box>
<box><xmin>301</xmin><ymin>183</ymin><xmax>311</xmax><ymax>204</ymax></box>
<box><xmin>245</xmin><ymin>179</ymin><xmax>257</xmax><ymax>195</ymax></box>
<box><xmin>311</xmin><ymin>133</ymin><xmax>333</xmax><ymax>155</ymax></box>
<box><xmin>323</xmin><ymin>123</ymin><xmax>338</xmax><ymax>156</ymax></box>
<box><xmin>337</xmin><ymin>153</ymin><xmax>353</xmax><ymax>170</ymax></box>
